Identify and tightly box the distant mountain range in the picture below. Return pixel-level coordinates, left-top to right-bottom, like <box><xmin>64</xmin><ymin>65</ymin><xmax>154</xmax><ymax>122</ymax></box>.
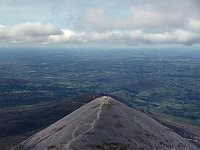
<box><xmin>12</xmin><ymin>96</ymin><xmax>199</xmax><ymax>150</ymax></box>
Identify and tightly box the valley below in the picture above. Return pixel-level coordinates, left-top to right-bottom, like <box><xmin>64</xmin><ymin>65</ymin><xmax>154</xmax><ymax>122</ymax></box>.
<box><xmin>0</xmin><ymin>48</ymin><xmax>200</xmax><ymax>149</ymax></box>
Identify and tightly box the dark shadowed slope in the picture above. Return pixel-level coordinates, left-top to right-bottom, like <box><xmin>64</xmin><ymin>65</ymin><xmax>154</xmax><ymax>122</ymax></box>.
<box><xmin>12</xmin><ymin>96</ymin><xmax>199</xmax><ymax>150</ymax></box>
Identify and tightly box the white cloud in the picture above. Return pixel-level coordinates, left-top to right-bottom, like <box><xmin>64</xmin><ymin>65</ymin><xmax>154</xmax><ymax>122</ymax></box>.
<box><xmin>1</xmin><ymin>22</ymin><xmax>200</xmax><ymax>45</ymax></box>
<box><xmin>125</xmin><ymin>30</ymin><xmax>200</xmax><ymax>45</ymax></box>
<box><xmin>48</xmin><ymin>30</ymin><xmax>84</xmax><ymax>43</ymax></box>
<box><xmin>0</xmin><ymin>22</ymin><xmax>63</xmax><ymax>43</ymax></box>
<box><xmin>1</xmin><ymin>0</ymin><xmax>200</xmax><ymax>46</ymax></box>
<box><xmin>48</xmin><ymin>29</ymin><xmax>200</xmax><ymax>46</ymax></box>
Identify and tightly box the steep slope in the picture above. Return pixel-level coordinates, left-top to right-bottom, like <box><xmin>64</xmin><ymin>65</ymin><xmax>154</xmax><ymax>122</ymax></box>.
<box><xmin>0</xmin><ymin>93</ymin><xmax>131</xmax><ymax>150</ymax></box>
<box><xmin>0</xmin><ymin>93</ymin><xmax>130</xmax><ymax>138</ymax></box>
<box><xmin>12</xmin><ymin>96</ymin><xmax>199</xmax><ymax>150</ymax></box>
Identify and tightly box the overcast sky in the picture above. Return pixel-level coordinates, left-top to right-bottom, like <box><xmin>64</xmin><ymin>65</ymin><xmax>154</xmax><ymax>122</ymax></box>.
<box><xmin>1</xmin><ymin>0</ymin><xmax>200</xmax><ymax>47</ymax></box>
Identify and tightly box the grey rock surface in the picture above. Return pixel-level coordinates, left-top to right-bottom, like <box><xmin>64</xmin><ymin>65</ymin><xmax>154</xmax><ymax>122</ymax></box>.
<box><xmin>12</xmin><ymin>96</ymin><xmax>199</xmax><ymax>150</ymax></box>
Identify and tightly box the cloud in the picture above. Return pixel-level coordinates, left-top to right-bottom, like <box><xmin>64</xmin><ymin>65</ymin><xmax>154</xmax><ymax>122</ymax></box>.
<box><xmin>48</xmin><ymin>29</ymin><xmax>200</xmax><ymax>46</ymax></box>
<box><xmin>125</xmin><ymin>30</ymin><xmax>200</xmax><ymax>45</ymax></box>
<box><xmin>78</xmin><ymin>0</ymin><xmax>200</xmax><ymax>33</ymax></box>
<box><xmin>0</xmin><ymin>22</ymin><xmax>63</xmax><ymax>43</ymax></box>
<box><xmin>1</xmin><ymin>22</ymin><xmax>200</xmax><ymax>46</ymax></box>
<box><xmin>48</xmin><ymin>30</ymin><xmax>84</xmax><ymax>43</ymax></box>
<box><xmin>81</xmin><ymin>7</ymin><xmax>184</xmax><ymax>32</ymax></box>
<box><xmin>188</xmin><ymin>19</ymin><xmax>200</xmax><ymax>32</ymax></box>
<box><xmin>1</xmin><ymin>0</ymin><xmax>200</xmax><ymax>46</ymax></box>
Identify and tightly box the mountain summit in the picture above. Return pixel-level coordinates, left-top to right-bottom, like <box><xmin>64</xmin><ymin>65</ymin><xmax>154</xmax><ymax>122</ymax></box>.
<box><xmin>12</xmin><ymin>96</ymin><xmax>199</xmax><ymax>150</ymax></box>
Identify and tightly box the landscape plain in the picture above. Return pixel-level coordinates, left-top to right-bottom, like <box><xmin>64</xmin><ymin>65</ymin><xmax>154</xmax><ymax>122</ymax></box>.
<box><xmin>0</xmin><ymin>48</ymin><xmax>200</xmax><ymax>149</ymax></box>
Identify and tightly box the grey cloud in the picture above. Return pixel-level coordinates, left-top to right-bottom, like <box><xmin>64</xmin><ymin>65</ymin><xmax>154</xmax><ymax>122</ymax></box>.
<box><xmin>10</xmin><ymin>22</ymin><xmax>63</xmax><ymax>37</ymax></box>
<box><xmin>1</xmin><ymin>0</ymin><xmax>200</xmax><ymax>46</ymax></box>
<box><xmin>69</xmin><ymin>0</ymin><xmax>200</xmax><ymax>34</ymax></box>
<box><xmin>1</xmin><ymin>23</ymin><xmax>200</xmax><ymax>45</ymax></box>
<box><xmin>81</xmin><ymin>7</ymin><xmax>186</xmax><ymax>32</ymax></box>
<box><xmin>48</xmin><ymin>30</ymin><xmax>200</xmax><ymax>46</ymax></box>
<box><xmin>0</xmin><ymin>22</ymin><xmax>63</xmax><ymax>43</ymax></box>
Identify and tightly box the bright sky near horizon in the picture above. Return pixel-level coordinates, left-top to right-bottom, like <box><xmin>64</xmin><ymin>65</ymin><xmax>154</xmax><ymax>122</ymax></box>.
<box><xmin>1</xmin><ymin>0</ymin><xmax>200</xmax><ymax>47</ymax></box>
